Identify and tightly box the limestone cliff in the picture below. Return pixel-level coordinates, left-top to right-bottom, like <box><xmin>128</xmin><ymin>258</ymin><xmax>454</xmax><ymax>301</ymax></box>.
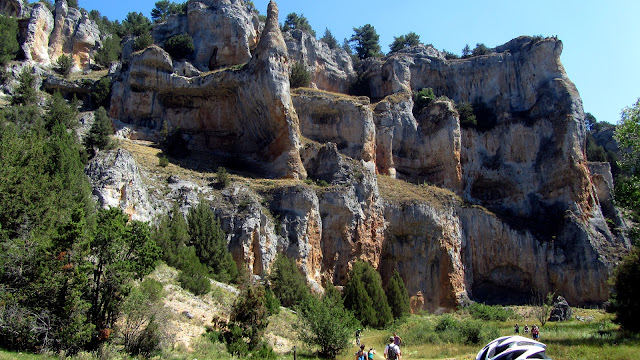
<box><xmin>284</xmin><ymin>29</ymin><xmax>355</xmax><ymax>93</ymax></box>
<box><xmin>110</xmin><ymin>1</ymin><xmax>305</xmax><ymax>179</ymax></box>
<box><xmin>152</xmin><ymin>0</ymin><xmax>260</xmax><ymax>71</ymax></box>
<box><xmin>12</xmin><ymin>0</ymin><xmax>100</xmax><ymax>70</ymax></box>
<box><xmin>87</xmin><ymin>1</ymin><xmax>629</xmax><ymax>310</ymax></box>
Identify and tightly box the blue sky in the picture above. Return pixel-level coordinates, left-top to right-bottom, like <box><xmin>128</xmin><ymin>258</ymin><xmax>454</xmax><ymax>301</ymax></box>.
<box><xmin>80</xmin><ymin>0</ymin><xmax>640</xmax><ymax>124</ymax></box>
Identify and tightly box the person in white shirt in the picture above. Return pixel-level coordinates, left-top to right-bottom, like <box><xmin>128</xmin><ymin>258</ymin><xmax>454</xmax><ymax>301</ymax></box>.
<box><xmin>384</xmin><ymin>336</ymin><xmax>401</xmax><ymax>360</ymax></box>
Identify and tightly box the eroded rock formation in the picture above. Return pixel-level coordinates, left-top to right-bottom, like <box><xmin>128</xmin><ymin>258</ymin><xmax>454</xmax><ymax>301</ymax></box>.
<box><xmin>90</xmin><ymin>1</ymin><xmax>630</xmax><ymax>310</ymax></box>
<box><xmin>110</xmin><ymin>1</ymin><xmax>305</xmax><ymax>179</ymax></box>
<box><xmin>15</xmin><ymin>0</ymin><xmax>100</xmax><ymax>70</ymax></box>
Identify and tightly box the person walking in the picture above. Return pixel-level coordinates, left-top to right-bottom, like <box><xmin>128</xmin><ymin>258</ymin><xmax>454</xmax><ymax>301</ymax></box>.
<box><xmin>355</xmin><ymin>344</ymin><xmax>366</xmax><ymax>360</ymax></box>
<box><xmin>532</xmin><ymin>325</ymin><xmax>540</xmax><ymax>340</ymax></box>
<box><xmin>355</xmin><ymin>328</ymin><xmax>362</xmax><ymax>346</ymax></box>
<box><xmin>368</xmin><ymin>347</ymin><xmax>376</xmax><ymax>360</ymax></box>
<box><xmin>384</xmin><ymin>336</ymin><xmax>401</xmax><ymax>360</ymax></box>
<box><xmin>514</xmin><ymin>323</ymin><xmax>519</xmax><ymax>334</ymax></box>
<box><xmin>393</xmin><ymin>332</ymin><xmax>403</xmax><ymax>347</ymax></box>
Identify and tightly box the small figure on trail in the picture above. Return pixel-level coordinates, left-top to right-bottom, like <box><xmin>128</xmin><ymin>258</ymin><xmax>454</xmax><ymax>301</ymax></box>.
<box><xmin>355</xmin><ymin>328</ymin><xmax>362</xmax><ymax>346</ymax></box>
<box><xmin>385</xmin><ymin>336</ymin><xmax>401</xmax><ymax>360</ymax></box>
<box><xmin>532</xmin><ymin>324</ymin><xmax>540</xmax><ymax>340</ymax></box>
<box><xmin>355</xmin><ymin>344</ymin><xmax>366</xmax><ymax>360</ymax></box>
<box><xmin>514</xmin><ymin>323</ymin><xmax>520</xmax><ymax>334</ymax></box>
<box><xmin>368</xmin><ymin>348</ymin><xmax>376</xmax><ymax>360</ymax></box>
<box><xmin>393</xmin><ymin>332</ymin><xmax>403</xmax><ymax>347</ymax></box>
<box><xmin>524</xmin><ymin>324</ymin><xmax>529</xmax><ymax>334</ymax></box>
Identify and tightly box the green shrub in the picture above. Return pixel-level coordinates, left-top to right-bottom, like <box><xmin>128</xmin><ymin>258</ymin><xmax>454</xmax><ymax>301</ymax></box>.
<box><xmin>91</xmin><ymin>77</ymin><xmax>112</xmax><ymax>109</ymax></box>
<box><xmin>177</xmin><ymin>247</ymin><xmax>211</xmax><ymax>295</ymax></box>
<box><xmin>134</xmin><ymin>31</ymin><xmax>154</xmax><ymax>51</ymax></box>
<box><xmin>343</xmin><ymin>261</ymin><xmax>392</xmax><ymax>328</ymax></box>
<box><xmin>386</xmin><ymin>270</ymin><xmax>411</xmax><ymax>319</ymax></box>
<box><xmin>472</xmin><ymin>43</ymin><xmax>490</xmax><ymax>56</ymax></box>
<box><xmin>290</xmin><ymin>61</ymin><xmax>310</xmax><ymax>88</ymax></box>
<box><xmin>56</xmin><ymin>54</ymin><xmax>74</xmax><ymax>76</ymax></box>
<box><xmin>164</xmin><ymin>33</ymin><xmax>195</xmax><ymax>59</ymax></box>
<box><xmin>264</xmin><ymin>287</ymin><xmax>280</xmax><ymax>315</ymax></box>
<box><xmin>456</xmin><ymin>101</ymin><xmax>477</xmax><ymax>128</ymax></box>
<box><xmin>159</xmin><ymin>155</ymin><xmax>169</xmax><ymax>167</ymax></box>
<box><xmin>0</xmin><ymin>14</ymin><xmax>19</xmax><ymax>65</ymax></box>
<box><xmin>11</xmin><ymin>67</ymin><xmax>37</xmax><ymax>105</ymax></box>
<box><xmin>467</xmin><ymin>303</ymin><xmax>515</xmax><ymax>321</ymax></box>
<box><xmin>413</xmin><ymin>87</ymin><xmax>435</xmax><ymax>115</ymax></box>
<box><xmin>269</xmin><ymin>253</ymin><xmax>310</xmax><ymax>308</ymax></box>
<box><xmin>84</xmin><ymin>107</ymin><xmax>113</xmax><ymax>158</ymax></box>
<box><xmin>216</xmin><ymin>167</ymin><xmax>230</xmax><ymax>189</ymax></box>
<box><xmin>94</xmin><ymin>34</ymin><xmax>122</xmax><ymax>68</ymax></box>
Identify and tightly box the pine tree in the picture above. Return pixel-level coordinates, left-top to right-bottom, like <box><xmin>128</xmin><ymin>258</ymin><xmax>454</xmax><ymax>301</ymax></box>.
<box><xmin>350</xmin><ymin>24</ymin><xmax>382</xmax><ymax>59</ymax></box>
<box><xmin>321</xmin><ymin>28</ymin><xmax>338</xmax><ymax>49</ymax></box>
<box><xmin>389</xmin><ymin>32</ymin><xmax>421</xmax><ymax>53</ymax></box>
<box><xmin>343</xmin><ymin>261</ymin><xmax>392</xmax><ymax>328</ymax></box>
<box><xmin>187</xmin><ymin>202</ymin><xmax>238</xmax><ymax>283</ymax></box>
<box><xmin>386</xmin><ymin>269</ymin><xmax>411</xmax><ymax>319</ymax></box>
<box><xmin>84</xmin><ymin>107</ymin><xmax>113</xmax><ymax>158</ymax></box>
<box><xmin>269</xmin><ymin>253</ymin><xmax>310</xmax><ymax>308</ymax></box>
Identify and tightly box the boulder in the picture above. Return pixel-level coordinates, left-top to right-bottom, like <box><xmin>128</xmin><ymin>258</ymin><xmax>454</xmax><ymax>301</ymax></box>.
<box><xmin>548</xmin><ymin>296</ymin><xmax>572</xmax><ymax>322</ymax></box>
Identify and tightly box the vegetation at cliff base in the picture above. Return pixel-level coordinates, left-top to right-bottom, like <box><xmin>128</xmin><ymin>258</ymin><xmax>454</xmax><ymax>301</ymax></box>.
<box><xmin>0</xmin><ymin>14</ymin><xmax>18</xmax><ymax>65</ymax></box>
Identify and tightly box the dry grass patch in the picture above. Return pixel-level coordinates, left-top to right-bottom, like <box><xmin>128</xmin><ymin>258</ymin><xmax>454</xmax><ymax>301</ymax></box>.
<box><xmin>377</xmin><ymin>175</ymin><xmax>461</xmax><ymax>208</ymax></box>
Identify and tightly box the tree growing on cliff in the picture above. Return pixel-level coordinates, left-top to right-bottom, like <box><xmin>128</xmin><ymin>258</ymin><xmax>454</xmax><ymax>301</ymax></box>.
<box><xmin>0</xmin><ymin>15</ymin><xmax>19</xmax><ymax>65</ymax></box>
<box><xmin>84</xmin><ymin>107</ymin><xmax>113</xmax><ymax>158</ymax></box>
<box><xmin>290</xmin><ymin>61</ymin><xmax>311</xmax><ymax>88</ymax></box>
<box><xmin>343</xmin><ymin>261</ymin><xmax>393</xmax><ymax>328</ymax></box>
<box><xmin>151</xmin><ymin>1</ymin><xmax>187</xmax><ymax>23</ymax></box>
<box><xmin>187</xmin><ymin>202</ymin><xmax>238</xmax><ymax>283</ymax></box>
<box><xmin>350</xmin><ymin>24</ymin><xmax>382</xmax><ymax>60</ymax></box>
<box><xmin>472</xmin><ymin>43</ymin><xmax>491</xmax><ymax>56</ymax></box>
<box><xmin>11</xmin><ymin>67</ymin><xmax>37</xmax><ymax>106</ymax></box>
<box><xmin>386</xmin><ymin>270</ymin><xmax>411</xmax><ymax>319</ymax></box>
<box><xmin>389</xmin><ymin>32</ymin><xmax>421</xmax><ymax>53</ymax></box>
<box><xmin>282</xmin><ymin>12</ymin><xmax>315</xmax><ymax>37</ymax></box>
<box><xmin>163</xmin><ymin>33</ymin><xmax>194</xmax><ymax>59</ymax></box>
<box><xmin>123</xmin><ymin>12</ymin><xmax>152</xmax><ymax>37</ymax></box>
<box><xmin>95</xmin><ymin>34</ymin><xmax>122</xmax><ymax>68</ymax></box>
<box><xmin>321</xmin><ymin>28</ymin><xmax>338</xmax><ymax>49</ymax></box>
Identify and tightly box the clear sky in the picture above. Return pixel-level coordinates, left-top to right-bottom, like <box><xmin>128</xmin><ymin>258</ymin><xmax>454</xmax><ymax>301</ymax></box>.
<box><xmin>80</xmin><ymin>0</ymin><xmax>640</xmax><ymax>124</ymax></box>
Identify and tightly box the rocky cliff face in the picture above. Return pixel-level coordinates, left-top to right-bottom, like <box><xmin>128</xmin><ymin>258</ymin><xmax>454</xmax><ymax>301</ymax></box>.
<box><xmin>284</xmin><ymin>29</ymin><xmax>355</xmax><ymax>94</ymax></box>
<box><xmin>152</xmin><ymin>0</ymin><xmax>260</xmax><ymax>71</ymax></box>
<box><xmin>90</xmin><ymin>1</ymin><xmax>629</xmax><ymax>310</ymax></box>
<box><xmin>110</xmin><ymin>1</ymin><xmax>305</xmax><ymax>179</ymax></box>
<box><xmin>13</xmin><ymin>0</ymin><xmax>100</xmax><ymax>70</ymax></box>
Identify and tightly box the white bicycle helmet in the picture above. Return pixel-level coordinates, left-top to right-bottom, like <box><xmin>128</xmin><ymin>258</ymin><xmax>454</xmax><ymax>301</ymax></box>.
<box><xmin>475</xmin><ymin>335</ymin><xmax>552</xmax><ymax>360</ymax></box>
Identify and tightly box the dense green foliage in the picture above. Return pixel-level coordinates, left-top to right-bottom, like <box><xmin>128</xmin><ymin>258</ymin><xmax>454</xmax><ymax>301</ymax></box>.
<box><xmin>401</xmin><ymin>314</ymin><xmax>500</xmax><ymax>346</ymax></box>
<box><xmin>350</xmin><ymin>24</ymin><xmax>382</xmax><ymax>59</ymax></box>
<box><xmin>343</xmin><ymin>261</ymin><xmax>393</xmax><ymax>328</ymax></box>
<box><xmin>217</xmin><ymin>283</ymin><xmax>273</xmax><ymax>357</ymax></box>
<box><xmin>456</xmin><ymin>101</ymin><xmax>477</xmax><ymax>127</ymax></box>
<box><xmin>413</xmin><ymin>87</ymin><xmax>435</xmax><ymax>115</ymax></box>
<box><xmin>215</xmin><ymin>166</ymin><xmax>230</xmax><ymax>189</ymax></box>
<box><xmin>610</xmin><ymin>246</ymin><xmax>640</xmax><ymax>332</ymax></box>
<box><xmin>290</xmin><ymin>61</ymin><xmax>311</xmax><ymax>88</ymax></box>
<box><xmin>0</xmin><ymin>15</ymin><xmax>18</xmax><ymax>65</ymax></box>
<box><xmin>461</xmin><ymin>44</ymin><xmax>471</xmax><ymax>58</ymax></box>
<box><xmin>297</xmin><ymin>288</ymin><xmax>358</xmax><ymax>358</ymax></box>
<box><xmin>282</xmin><ymin>12</ymin><xmax>315</xmax><ymax>37</ymax></box>
<box><xmin>467</xmin><ymin>303</ymin><xmax>515</xmax><ymax>321</ymax></box>
<box><xmin>0</xmin><ymin>97</ymin><xmax>161</xmax><ymax>353</ymax></box>
<box><xmin>55</xmin><ymin>54</ymin><xmax>74</xmax><ymax>76</ymax></box>
<box><xmin>84</xmin><ymin>107</ymin><xmax>113</xmax><ymax>158</ymax></box>
<box><xmin>94</xmin><ymin>34</ymin><xmax>122</xmax><ymax>68</ymax></box>
<box><xmin>269</xmin><ymin>253</ymin><xmax>310</xmax><ymax>308</ymax></box>
<box><xmin>134</xmin><ymin>31</ymin><xmax>154</xmax><ymax>51</ymax></box>
<box><xmin>443</xmin><ymin>50</ymin><xmax>460</xmax><ymax>60</ymax></box>
<box><xmin>163</xmin><ymin>33</ymin><xmax>195</xmax><ymax>59</ymax></box>
<box><xmin>389</xmin><ymin>32</ymin><xmax>421</xmax><ymax>53</ymax></box>
<box><xmin>122</xmin><ymin>12</ymin><xmax>152</xmax><ymax>37</ymax></box>
<box><xmin>386</xmin><ymin>270</ymin><xmax>411</xmax><ymax>319</ymax></box>
<box><xmin>151</xmin><ymin>1</ymin><xmax>187</xmax><ymax>23</ymax></box>
<box><xmin>12</xmin><ymin>67</ymin><xmax>37</xmax><ymax>106</ymax></box>
<box><xmin>472</xmin><ymin>43</ymin><xmax>491</xmax><ymax>56</ymax></box>
<box><xmin>610</xmin><ymin>98</ymin><xmax>640</xmax><ymax>332</ymax></box>
<box><xmin>91</xmin><ymin>77</ymin><xmax>112</xmax><ymax>109</ymax></box>
<box><xmin>187</xmin><ymin>202</ymin><xmax>238</xmax><ymax>283</ymax></box>
<box><xmin>119</xmin><ymin>279</ymin><xmax>169</xmax><ymax>357</ymax></box>
<box><xmin>321</xmin><ymin>28</ymin><xmax>338</xmax><ymax>49</ymax></box>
